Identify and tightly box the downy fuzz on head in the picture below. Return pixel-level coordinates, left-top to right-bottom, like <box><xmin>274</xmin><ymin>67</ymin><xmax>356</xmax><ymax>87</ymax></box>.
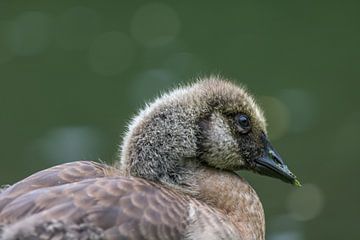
<box><xmin>119</xmin><ymin>76</ymin><xmax>299</xmax><ymax>188</ymax></box>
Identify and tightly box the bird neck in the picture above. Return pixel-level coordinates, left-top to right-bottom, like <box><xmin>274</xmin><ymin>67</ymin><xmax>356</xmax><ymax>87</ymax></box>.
<box><xmin>120</xmin><ymin>95</ymin><xmax>203</xmax><ymax>186</ymax></box>
<box><xmin>190</xmin><ymin>167</ymin><xmax>265</xmax><ymax>240</ymax></box>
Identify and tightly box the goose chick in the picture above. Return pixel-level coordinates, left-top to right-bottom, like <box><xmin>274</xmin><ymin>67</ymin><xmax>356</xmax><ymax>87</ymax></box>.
<box><xmin>0</xmin><ymin>77</ymin><xmax>299</xmax><ymax>240</ymax></box>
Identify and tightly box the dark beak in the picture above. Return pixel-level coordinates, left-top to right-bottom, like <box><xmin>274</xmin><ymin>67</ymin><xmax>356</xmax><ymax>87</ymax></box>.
<box><xmin>254</xmin><ymin>135</ymin><xmax>301</xmax><ymax>186</ymax></box>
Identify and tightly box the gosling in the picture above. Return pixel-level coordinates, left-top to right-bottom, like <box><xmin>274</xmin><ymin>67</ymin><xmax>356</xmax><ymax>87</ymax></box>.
<box><xmin>0</xmin><ymin>77</ymin><xmax>299</xmax><ymax>240</ymax></box>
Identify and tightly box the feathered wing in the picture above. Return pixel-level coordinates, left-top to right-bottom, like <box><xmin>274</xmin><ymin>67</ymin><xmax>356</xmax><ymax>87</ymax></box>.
<box><xmin>0</xmin><ymin>162</ymin><xmax>191</xmax><ymax>240</ymax></box>
<box><xmin>0</xmin><ymin>161</ymin><xmax>110</xmax><ymax>213</ymax></box>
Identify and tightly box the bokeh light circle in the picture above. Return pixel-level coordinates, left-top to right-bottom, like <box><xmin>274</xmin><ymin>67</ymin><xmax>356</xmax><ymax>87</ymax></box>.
<box><xmin>7</xmin><ymin>11</ymin><xmax>50</xmax><ymax>56</ymax></box>
<box><xmin>131</xmin><ymin>3</ymin><xmax>181</xmax><ymax>47</ymax></box>
<box><xmin>287</xmin><ymin>183</ymin><xmax>324</xmax><ymax>221</ymax></box>
<box><xmin>333</xmin><ymin>114</ymin><xmax>360</xmax><ymax>160</ymax></box>
<box><xmin>260</xmin><ymin>96</ymin><xmax>290</xmax><ymax>140</ymax></box>
<box><xmin>130</xmin><ymin>69</ymin><xmax>178</xmax><ymax>104</ymax></box>
<box><xmin>280</xmin><ymin>89</ymin><xmax>316</xmax><ymax>133</ymax></box>
<box><xmin>34</xmin><ymin>127</ymin><xmax>102</xmax><ymax>164</ymax></box>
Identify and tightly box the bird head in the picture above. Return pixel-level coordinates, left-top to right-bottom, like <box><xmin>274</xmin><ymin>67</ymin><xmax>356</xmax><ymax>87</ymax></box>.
<box><xmin>195</xmin><ymin>79</ymin><xmax>300</xmax><ymax>186</ymax></box>
<box><xmin>120</xmin><ymin>77</ymin><xmax>300</xmax><ymax>187</ymax></box>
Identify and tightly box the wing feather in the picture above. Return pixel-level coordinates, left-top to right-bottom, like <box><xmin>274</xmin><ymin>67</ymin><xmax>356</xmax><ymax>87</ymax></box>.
<box><xmin>0</xmin><ymin>161</ymin><xmax>109</xmax><ymax>213</ymax></box>
<box><xmin>0</xmin><ymin>162</ymin><xmax>239</xmax><ymax>239</ymax></box>
<box><xmin>0</xmin><ymin>169</ymin><xmax>190</xmax><ymax>239</ymax></box>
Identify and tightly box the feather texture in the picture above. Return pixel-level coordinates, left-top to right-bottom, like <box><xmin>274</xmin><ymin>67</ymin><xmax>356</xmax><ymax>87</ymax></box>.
<box><xmin>0</xmin><ymin>161</ymin><xmax>243</xmax><ymax>240</ymax></box>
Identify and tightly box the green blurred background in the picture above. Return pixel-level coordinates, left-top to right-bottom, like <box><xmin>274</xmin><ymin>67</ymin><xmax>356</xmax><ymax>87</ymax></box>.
<box><xmin>0</xmin><ymin>1</ymin><xmax>359</xmax><ymax>239</ymax></box>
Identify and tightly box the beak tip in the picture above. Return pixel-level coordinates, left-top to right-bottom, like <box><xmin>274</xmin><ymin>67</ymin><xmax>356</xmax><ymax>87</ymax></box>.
<box><xmin>293</xmin><ymin>179</ymin><xmax>302</xmax><ymax>187</ymax></box>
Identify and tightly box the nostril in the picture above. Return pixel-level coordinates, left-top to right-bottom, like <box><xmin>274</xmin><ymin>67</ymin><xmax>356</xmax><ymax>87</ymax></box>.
<box><xmin>269</xmin><ymin>150</ymin><xmax>283</xmax><ymax>165</ymax></box>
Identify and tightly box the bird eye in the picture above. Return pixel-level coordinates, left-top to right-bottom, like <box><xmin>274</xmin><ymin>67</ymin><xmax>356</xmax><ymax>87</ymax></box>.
<box><xmin>235</xmin><ymin>114</ymin><xmax>251</xmax><ymax>133</ymax></box>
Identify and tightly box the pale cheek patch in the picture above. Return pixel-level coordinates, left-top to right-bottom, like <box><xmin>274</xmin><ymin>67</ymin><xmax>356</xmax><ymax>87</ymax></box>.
<box><xmin>203</xmin><ymin>113</ymin><xmax>245</xmax><ymax>169</ymax></box>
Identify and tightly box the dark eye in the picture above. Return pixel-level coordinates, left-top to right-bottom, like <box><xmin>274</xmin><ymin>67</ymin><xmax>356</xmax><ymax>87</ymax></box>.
<box><xmin>235</xmin><ymin>114</ymin><xmax>251</xmax><ymax>133</ymax></box>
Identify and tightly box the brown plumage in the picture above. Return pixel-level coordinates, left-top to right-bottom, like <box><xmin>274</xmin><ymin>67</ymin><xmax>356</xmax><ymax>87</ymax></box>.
<box><xmin>0</xmin><ymin>77</ymin><xmax>299</xmax><ymax>240</ymax></box>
